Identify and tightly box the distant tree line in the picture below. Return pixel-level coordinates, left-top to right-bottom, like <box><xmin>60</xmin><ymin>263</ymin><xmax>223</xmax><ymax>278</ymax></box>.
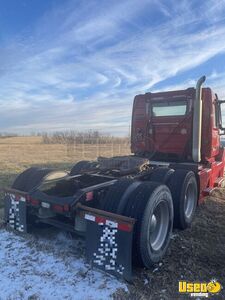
<box><xmin>0</xmin><ymin>130</ymin><xmax>130</xmax><ymax>144</ymax></box>
<box><xmin>0</xmin><ymin>133</ymin><xmax>19</xmax><ymax>138</ymax></box>
<box><xmin>41</xmin><ymin>130</ymin><xmax>130</xmax><ymax>145</ymax></box>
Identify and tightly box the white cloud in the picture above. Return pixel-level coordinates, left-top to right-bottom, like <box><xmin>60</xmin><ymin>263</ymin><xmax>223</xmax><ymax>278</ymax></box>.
<box><xmin>0</xmin><ymin>0</ymin><xmax>225</xmax><ymax>134</ymax></box>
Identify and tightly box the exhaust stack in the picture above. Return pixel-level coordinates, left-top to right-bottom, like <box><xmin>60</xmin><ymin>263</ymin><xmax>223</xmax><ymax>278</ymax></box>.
<box><xmin>192</xmin><ymin>75</ymin><xmax>206</xmax><ymax>163</ymax></box>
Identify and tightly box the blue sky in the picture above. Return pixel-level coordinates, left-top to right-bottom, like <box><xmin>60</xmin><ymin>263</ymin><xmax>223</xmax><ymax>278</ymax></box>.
<box><xmin>0</xmin><ymin>0</ymin><xmax>225</xmax><ymax>135</ymax></box>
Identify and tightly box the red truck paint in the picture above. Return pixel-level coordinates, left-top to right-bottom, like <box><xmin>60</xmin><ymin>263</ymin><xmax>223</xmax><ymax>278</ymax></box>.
<box><xmin>131</xmin><ymin>87</ymin><xmax>225</xmax><ymax>202</ymax></box>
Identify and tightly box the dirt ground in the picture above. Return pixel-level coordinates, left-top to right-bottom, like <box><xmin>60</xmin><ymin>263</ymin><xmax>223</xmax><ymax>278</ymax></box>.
<box><xmin>123</xmin><ymin>192</ymin><xmax>225</xmax><ymax>300</ymax></box>
<box><xmin>1</xmin><ymin>136</ymin><xmax>225</xmax><ymax>300</ymax></box>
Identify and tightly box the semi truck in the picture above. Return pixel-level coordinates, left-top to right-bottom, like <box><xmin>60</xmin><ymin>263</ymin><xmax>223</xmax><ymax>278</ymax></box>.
<box><xmin>4</xmin><ymin>76</ymin><xmax>225</xmax><ymax>280</ymax></box>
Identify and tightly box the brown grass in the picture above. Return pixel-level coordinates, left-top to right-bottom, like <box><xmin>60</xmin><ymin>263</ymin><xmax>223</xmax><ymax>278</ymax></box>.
<box><xmin>1</xmin><ymin>136</ymin><xmax>225</xmax><ymax>299</ymax></box>
<box><xmin>41</xmin><ymin>130</ymin><xmax>130</xmax><ymax>145</ymax></box>
<box><xmin>0</xmin><ymin>136</ymin><xmax>131</xmax><ymax>197</ymax></box>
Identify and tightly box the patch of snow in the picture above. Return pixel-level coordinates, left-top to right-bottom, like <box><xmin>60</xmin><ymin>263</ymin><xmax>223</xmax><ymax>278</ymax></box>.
<box><xmin>152</xmin><ymin>268</ymin><xmax>158</xmax><ymax>273</ymax></box>
<box><xmin>170</xmin><ymin>233</ymin><xmax>178</xmax><ymax>240</ymax></box>
<box><xmin>0</xmin><ymin>229</ymin><xmax>127</xmax><ymax>300</ymax></box>
<box><xmin>144</xmin><ymin>279</ymin><xmax>148</xmax><ymax>285</ymax></box>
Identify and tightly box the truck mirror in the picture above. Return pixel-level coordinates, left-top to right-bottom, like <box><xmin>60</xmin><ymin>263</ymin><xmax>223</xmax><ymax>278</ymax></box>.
<box><xmin>218</xmin><ymin>100</ymin><xmax>225</xmax><ymax>134</ymax></box>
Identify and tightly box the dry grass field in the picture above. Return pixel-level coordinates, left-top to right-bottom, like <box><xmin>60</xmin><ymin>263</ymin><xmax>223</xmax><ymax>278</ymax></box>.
<box><xmin>0</xmin><ymin>136</ymin><xmax>225</xmax><ymax>299</ymax></box>
<box><xmin>0</xmin><ymin>136</ymin><xmax>130</xmax><ymax>205</ymax></box>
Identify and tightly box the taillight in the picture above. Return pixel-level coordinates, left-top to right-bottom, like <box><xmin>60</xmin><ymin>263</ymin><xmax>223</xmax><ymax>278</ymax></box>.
<box><xmin>52</xmin><ymin>205</ymin><xmax>64</xmax><ymax>213</ymax></box>
<box><xmin>30</xmin><ymin>199</ymin><xmax>39</xmax><ymax>206</ymax></box>
<box><xmin>86</xmin><ymin>191</ymin><xmax>94</xmax><ymax>201</ymax></box>
<box><xmin>26</xmin><ymin>195</ymin><xmax>39</xmax><ymax>206</ymax></box>
<box><xmin>63</xmin><ymin>204</ymin><xmax>70</xmax><ymax>212</ymax></box>
<box><xmin>15</xmin><ymin>195</ymin><xmax>21</xmax><ymax>201</ymax></box>
<box><xmin>26</xmin><ymin>195</ymin><xmax>31</xmax><ymax>203</ymax></box>
<box><xmin>27</xmin><ymin>196</ymin><xmax>69</xmax><ymax>213</ymax></box>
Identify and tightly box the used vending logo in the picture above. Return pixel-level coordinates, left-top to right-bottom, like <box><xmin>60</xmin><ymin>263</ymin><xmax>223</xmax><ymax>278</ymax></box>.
<box><xmin>179</xmin><ymin>279</ymin><xmax>222</xmax><ymax>298</ymax></box>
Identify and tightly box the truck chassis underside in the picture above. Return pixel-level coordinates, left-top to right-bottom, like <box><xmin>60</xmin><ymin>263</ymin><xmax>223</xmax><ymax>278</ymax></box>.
<box><xmin>3</xmin><ymin>154</ymin><xmax>225</xmax><ymax>280</ymax></box>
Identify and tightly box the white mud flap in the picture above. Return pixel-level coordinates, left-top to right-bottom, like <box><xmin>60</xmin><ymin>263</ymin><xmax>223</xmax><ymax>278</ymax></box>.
<box><xmin>4</xmin><ymin>191</ymin><xmax>27</xmax><ymax>233</ymax></box>
<box><xmin>77</xmin><ymin>204</ymin><xmax>135</xmax><ymax>281</ymax></box>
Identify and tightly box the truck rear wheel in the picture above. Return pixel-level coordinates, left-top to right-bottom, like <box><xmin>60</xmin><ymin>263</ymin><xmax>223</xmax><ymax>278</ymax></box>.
<box><xmin>25</xmin><ymin>168</ymin><xmax>55</xmax><ymax>191</ymax></box>
<box><xmin>12</xmin><ymin>168</ymin><xmax>54</xmax><ymax>192</ymax></box>
<box><xmin>11</xmin><ymin>168</ymin><xmax>57</xmax><ymax>230</ymax></box>
<box><xmin>167</xmin><ymin>169</ymin><xmax>197</xmax><ymax>229</ymax></box>
<box><xmin>123</xmin><ymin>182</ymin><xmax>173</xmax><ymax>268</ymax></box>
<box><xmin>12</xmin><ymin>167</ymin><xmax>39</xmax><ymax>191</ymax></box>
<box><xmin>102</xmin><ymin>178</ymin><xmax>141</xmax><ymax>213</ymax></box>
<box><xmin>70</xmin><ymin>161</ymin><xmax>91</xmax><ymax>175</ymax></box>
<box><xmin>149</xmin><ymin>167</ymin><xmax>174</xmax><ymax>184</ymax></box>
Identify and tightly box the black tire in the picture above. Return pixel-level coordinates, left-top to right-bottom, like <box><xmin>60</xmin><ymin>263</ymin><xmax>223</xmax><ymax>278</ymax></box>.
<box><xmin>103</xmin><ymin>178</ymin><xmax>141</xmax><ymax>213</ymax></box>
<box><xmin>12</xmin><ymin>168</ymin><xmax>53</xmax><ymax>192</ymax></box>
<box><xmin>149</xmin><ymin>167</ymin><xmax>174</xmax><ymax>184</ymax></box>
<box><xmin>11</xmin><ymin>168</ymin><xmax>54</xmax><ymax>230</ymax></box>
<box><xmin>167</xmin><ymin>169</ymin><xmax>197</xmax><ymax>230</ymax></box>
<box><xmin>25</xmin><ymin>168</ymin><xmax>53</xmax><ymax>191</ymax></box>
<box><xmin>122</xmin><ymin>182</ymin><xmax>173</xmax><ymax>268</ymax></box>
<box><xmin>12</xmin><ymin>167</ymin><xmax>40</xmax><ymax>191</ymax></box>
<box><xmin>70</xmin><ymin>161</ymin><xmax>91</xmax><ymax>175</ymax></box>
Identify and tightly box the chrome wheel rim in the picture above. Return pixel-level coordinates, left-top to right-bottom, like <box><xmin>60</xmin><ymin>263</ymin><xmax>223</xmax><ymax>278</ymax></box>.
<box><xmin>149</xmin><ymin>200</ymin><xmax>170</xmax><ymax>251</ymax></box>
<box><xmin>184</xmin><ymin>183</ymin><xmax>195</xmax><ymax>219</ymax></box>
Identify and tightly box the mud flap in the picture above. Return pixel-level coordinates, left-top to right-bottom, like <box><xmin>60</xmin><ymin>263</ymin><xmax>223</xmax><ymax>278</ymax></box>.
<box><xmin>4</xmin><ymin>191</ymin><xmax>27</xmax><ymax>233</ymax></box>
<box><xmin>77</xmin><ymin>204</ymin><xmax>135</xmax><ymax>281</ymax></box>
